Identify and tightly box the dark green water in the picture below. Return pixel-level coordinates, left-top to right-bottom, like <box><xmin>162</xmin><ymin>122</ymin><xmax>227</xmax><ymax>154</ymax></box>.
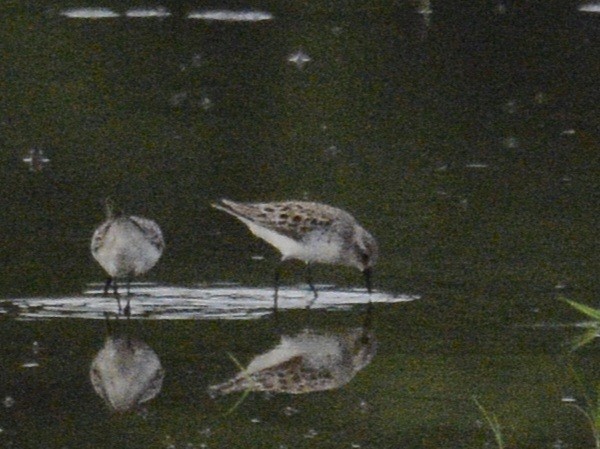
<box><xmin>1</xmin><ymin>1</ymin><xmax>599</xmax><ymax>448</ymax></box>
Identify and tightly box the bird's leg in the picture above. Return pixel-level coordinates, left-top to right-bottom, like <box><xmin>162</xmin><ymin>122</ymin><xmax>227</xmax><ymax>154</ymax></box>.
<box><xmin>103</xmin><ymin>277</ymin><xmax>112</xmax><ymax>296</ymax></box>
<box><xmin>103</xmin><ymin>311</ymin><xmax>112</xmax><ymax>335</ymax></box>
<box><xmin>305</xmin><ymin>264</ymin><xmax>318</xmax><ymax>309</ymax></box>
<box><xmin>123</xmin><ymin>276</ymin><xmax>133</xmax><ymax>316</ymax></box>
<box><xmin>362</xmin><ymin>299</ymin><xmax>374</xmax><ymax>330</ymax></box>
<box><xmin>123</xmin><ymin>297</ymin><xmax>132</xmax><ymax>318</ymax></box>
<box><xmin>363</xmin><ymin>267</ymin><xmax>373</xmax><ymax>294</ymax></box>
<box><xmin>359</xmin><ymin>300</ymin><xmax>374</xmax><ymax>344</ymax></box>
<box><xmin>112</xmin><ymin>279</ymin><xmax>122</xmax><ymax>313</ymax></box>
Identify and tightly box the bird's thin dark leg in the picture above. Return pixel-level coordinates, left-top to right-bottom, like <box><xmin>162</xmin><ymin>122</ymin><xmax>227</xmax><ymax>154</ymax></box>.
<box><xmin>362</xmin><ymin>299</ymin><xmax>374</xmax><ymax>330</ymax></box>
<box><xmin>122</xmin><ymin>276</ymin><xmax>134</xmax><ymax>316</ymax></box>
<box><xmin>103</xmin><ymin>311</ymin><xmax>112</xmax><ymax>335</ymax></box>
<box><xmin>112</xmin><ymin>279</ymin><xmax>122</xmax><ymax>313</ymax></box>
<box><xmin>305</xmin><ymin>264</ymin><xmax>318</xmax><ymax>309</ymax></box>
<box><xmin>123</xmin><ymin>297</ymin><xmax>131</xmax><ymax>318</ymax></box>
<box><xmin>363</xmin><ymin>268</ymin><xmax>373</xmax><ymax>294</ymax></box>
<box><xmin>359</xmin><ymin>300</ymin><xmax>374</xmax><ymax>344</ymax></box>
<box><xmin>125</xmin><ymin>311</ymin><xmax>132</xmax><ymax>348</ymax></box>
<box><xmin>361</xmin><ymin>268</ymin><xmax>374</xmax><ymax>333</ymax></box>
<box><xmin>103</xmin><ymin>277</ymin><xmax>112</xmax><ymax>296</ymax></box>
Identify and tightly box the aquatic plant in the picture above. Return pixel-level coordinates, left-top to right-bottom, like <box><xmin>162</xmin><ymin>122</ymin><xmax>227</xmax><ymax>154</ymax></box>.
<box><xmin>472</xmin><ymin>396</ymin><xmax>505</xmax><ymax>449</ymax></box>
<box><xmin>222</xmin><ymin>352</ymin><xmax>255</xmax><ymax>416</ymax></box>
<box><xmin>564</xmin><ymin>370</ymin><xmax>600</xmax><ymax>449</ymax></box>
<box><xmin>562</xmin><ymin>297</ymin><xmax>600</xmax><ymax>350</ymax></box>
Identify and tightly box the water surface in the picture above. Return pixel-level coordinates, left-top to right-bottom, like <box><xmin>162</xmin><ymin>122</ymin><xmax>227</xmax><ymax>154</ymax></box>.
<box><xmin>1</xmin><ymin>1</ymin><xmax>599</xmax><ymax>448</ymax></box>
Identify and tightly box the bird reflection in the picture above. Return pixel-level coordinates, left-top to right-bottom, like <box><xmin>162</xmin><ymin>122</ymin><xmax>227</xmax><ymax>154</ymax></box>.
<box><xmin>209</xmin><ymin>305</ymin><xmax>375</xmax><ymax>395</ymax></box>
<box><xmin>90</xmin><ymin>318</ymin><xmax>164</xmax><ymax>412</ymax></box>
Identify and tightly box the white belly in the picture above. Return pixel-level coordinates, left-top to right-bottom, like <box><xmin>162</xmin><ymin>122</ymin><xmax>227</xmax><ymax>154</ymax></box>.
<box><xmin>243</xmin><ymin>219</ymin><xmax>342</xmax><ymax>265</ymax></box>
<box><xmin>93</xmin><ymin>224</ymin><xmax>162</xmax><ymax>278</ymax></box>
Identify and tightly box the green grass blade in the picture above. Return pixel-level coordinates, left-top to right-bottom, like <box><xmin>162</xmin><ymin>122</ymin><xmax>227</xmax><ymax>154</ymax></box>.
<box><xmin>563</xmin><ymin>298</ymin><xmax>600</xmax><ymax>321</ymax></box>
<box><xmin>223</xmin><ymin>352</ymin><xmax>256</xmax><ymax>416</ymax></box>
<box><xmin>570</xmin><ymin>327</ymin><xmax>600</xmax><ymax>351</ymax></box>
<box><xmin>473</xmin><ymin>396</ymin><xmax>505</xmax><ymax>449</ymax></box>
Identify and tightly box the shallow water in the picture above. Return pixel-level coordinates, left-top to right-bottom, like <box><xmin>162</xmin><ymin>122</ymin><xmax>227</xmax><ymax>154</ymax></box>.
<box><xmin>1</xmin><ymin>1</ymin><xmax>599</xmax><ymax>448</ymax></box>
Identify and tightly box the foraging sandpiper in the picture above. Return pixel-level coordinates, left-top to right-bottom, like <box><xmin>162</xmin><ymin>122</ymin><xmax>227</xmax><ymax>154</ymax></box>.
<box><xmin>91</xmin><ymin>199</ymin><xmax>164</xmax><ymax>315</ymax></box>
<box><xmin>212</xmin><ymin>199</ymin><xmax>378</xmax><ymax>305</ymax></box>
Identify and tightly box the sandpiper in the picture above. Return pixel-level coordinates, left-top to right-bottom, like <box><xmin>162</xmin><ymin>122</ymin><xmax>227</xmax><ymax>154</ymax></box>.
<box><xmin>91</xmin><ymin>199</ymin><xmax>165</xmax><ymax>314</ymax></box>
<box><xmin>212</xmin><ymin>199</ymin><xmax>378</xmax><ymax>305</ymax></box>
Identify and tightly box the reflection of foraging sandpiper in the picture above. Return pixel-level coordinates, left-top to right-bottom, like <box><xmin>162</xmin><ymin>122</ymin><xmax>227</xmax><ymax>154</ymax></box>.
<box><xmin>212</xmin><ymin>199</ymin><xmax>378</xmax><ymax>307</ymax></box>
<box><xmin>208</xmin><ymin>302</ymin><xmax>375</xmax><ymax>396</ymax></box>
<box><xmin>91</xmin><ymin>199</ymin><xmax>165</xmax><ymax>315</ymax></box>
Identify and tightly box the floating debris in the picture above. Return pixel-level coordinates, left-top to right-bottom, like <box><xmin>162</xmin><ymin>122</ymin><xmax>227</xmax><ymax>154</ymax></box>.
<box><xmin>169</xmin><ymin>91</ymin><xmax>189</xmax><ymax>107</ymax></box>
<box><xmin>60</xmin><ymin>7</ymin><xmax>120</xmax><ymax>19</ymax></box>
<box><xmin>324</xmin><ymin>145</ymin><xmax>341</xmax><ymax>158</ymax></box>
<box><xmin>502</xmin><ymin>136</ymin><xmax>520</xmax><ymax>149</ymax></box>
<box><xmin>358</xmin><ymin>399</ymin><xmax>370</xmax><ymax>413</ymax></box>
<box><xmin>191</xmin><ymin>53</ymin><xmax>203</xmax><ymax>68</ymax></box>
<box><xmin>187</xmin><ymin>9</ymin><xmax>273</xmax><ymax>21</ymax></box>
<box><xmin>304</xmin><ymin>429</ymin><xmax>319</xmax><ymax>439</ymax></box>
<box><xmin>578</xmin><ymin>2</ymin><xmax>600</xmax><ymax>12</ymax></box>
<box><xmin>23</xmin><ymin>149</ymin><xmax>50</xmax><ymax>172</ymax></box>
<box><xmin>288</xmin><ymin>50</ymin><xmax>311</xmax><ymax>69</ymax></box>
<box><xmin>199</xmin><ymin>96</ymin><xmax>213</xmax><ymax>111</ymax></box>
<box><xmin>3</xmin><ymin>396</ymin><xmax>15</xmax><ymax>408</ymax></box>
<box><xmin>21</xmin><ymin>361</ymin><xmax>39</xmax><ymax>368</ymax></box>
<box><xmin>125</xmin><ymin>7</ymin><xmax>171</xmax><ymax>18</ymax></box>
<box><xmin>534</xmin><ymin>92</ymin><xmax>548</xmax><ymax>104</ymax></box>
<box><xmin>495</xmin><ymin>2</ymin><xmax>508</xmax><ymax>14</ymax></box>
<box><xmin>415</xmin><ymin>0</ymin><xmax>433</xmax><ymax>26</ymax></box>
<box><xmin>502</xmin><ymin>99</ymin><xmax>518</xmax><ymax>114</ymax></box>
<box><xmin>283</xmin><ymin>406</ymin><xmax>299</xmax><ymax>416</ymax></box>
<box><xmin>561</xmin><ymin>129</ymin><xmax>576</xmax><ymax>136</ymax></box>
<box><xmin>465</xmin><ymin>163</ymin><xmax>489</xmax><ymax>169</ymax></box>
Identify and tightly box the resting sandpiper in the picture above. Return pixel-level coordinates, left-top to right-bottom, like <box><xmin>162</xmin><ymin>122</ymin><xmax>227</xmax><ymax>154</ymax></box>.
<box><xmin>91</xmin><ymin>199</ymin><xmax>164</xmax><ymax>314</ymax></box>
<box><xmin>212</xmin><ymin>199</ymin><xmax>378</xmax><ymax>304</ymax></box>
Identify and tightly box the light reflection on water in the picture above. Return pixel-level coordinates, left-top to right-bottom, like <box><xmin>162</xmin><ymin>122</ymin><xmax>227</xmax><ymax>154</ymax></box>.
<box><xmin>58</xmin><ymin>6</ymin><xmax>274</xmax><ymax>21</ymax></box>
<box><xmin>0</xmin><ymin>283</ymin><xmax>416</xmax><ymax>320</ymax></box>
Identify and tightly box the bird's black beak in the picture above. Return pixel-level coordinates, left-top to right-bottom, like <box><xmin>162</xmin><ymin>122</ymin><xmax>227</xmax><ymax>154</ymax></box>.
<box><xmin>363</xmin><ymin>267</ymin><xmax>373</xmax><ymax>294</ymax></box>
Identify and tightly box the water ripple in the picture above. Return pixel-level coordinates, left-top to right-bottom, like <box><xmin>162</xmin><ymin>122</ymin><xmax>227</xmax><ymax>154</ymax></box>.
<box><xmin>0</xmin><ymin>284</ymin><xmax>417</xmax><ymax>321</ymax></box>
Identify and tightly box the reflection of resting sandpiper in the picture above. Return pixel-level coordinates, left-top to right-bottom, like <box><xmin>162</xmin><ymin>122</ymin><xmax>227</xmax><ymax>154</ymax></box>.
<box><xmin>91</xmin><ymin>199</ymin><xmax>165</xmax><ymax>315</ymax></box>
<box><xmin>90</xmin><ymin>333</ymin><xmax>164</xmax><ymax>413</ymax></box>
<box><xmin>212</xmin><ymin>199</ymin><xmax>378</xmax><ymax>307</ymax></box>
<box><xmin>209</xmin><ymin>327</ymin><xmax>376</xmax><ymax>395</ymax></box>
